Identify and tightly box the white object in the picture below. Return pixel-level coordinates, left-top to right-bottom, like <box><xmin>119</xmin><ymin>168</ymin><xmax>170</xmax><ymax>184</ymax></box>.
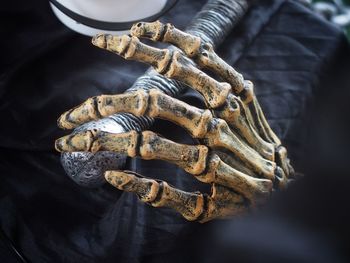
<box><xmin>332</xmin><ymin>11</ymin><xmax>350</xmax><ymax>27</ymax></box>
<box><xmin>50</xmin><ymin>0</ymin><xmax>167</xmax><ymax>36</ymax></box>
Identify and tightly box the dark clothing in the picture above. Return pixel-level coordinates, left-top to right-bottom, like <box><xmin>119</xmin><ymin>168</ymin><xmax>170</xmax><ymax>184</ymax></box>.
<box><xmin>1</xmin><ymin>0</ymin><xmax>350</xmax><ymax>262</ymax></box>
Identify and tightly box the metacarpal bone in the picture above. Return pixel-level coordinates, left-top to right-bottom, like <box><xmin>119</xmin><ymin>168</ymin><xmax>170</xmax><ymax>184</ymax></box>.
<box><xmin>92</xmin><ymin>34</ymin><xmax>231</xmax><ymax>109</ymax></box>
<box><xmin>56</xmin><ymin>128</ymin><xmax>274</xmax><ymax>203</ymax></box>
<box><xmin>196</xmin><ymin>154</ymin><xmax>272</xmax><ymax>205</ymax></box>
<box><xmin>58</xmin><ymin>89</ymin><xmax>276</xmax><ymax>179</ymax></box>
<box><xmin>130</xmin><ymin>21</ymin><xmax>245</xmax><ymax>94</ymax></box>
<box><xmin>104</xmin><ymin>170</ymin><xmax>248</xmax><ymax>222</ymax></box>
<box><xmin>200</xmin><ymin>184</ymin><xmax>246</xmax><ymax>223</ymax></box>
<box><xmin>217</xmin><ymin>94</ymin><xmax>275</xmax><ymax>161</ymax></box>
<box><xmin>129</xmin><ymin>21</ymin><xmax>286</xmax><ymax>151</ymax></box>
<box><xmin>56</xmin><ymin>130</ymin><xmax>208</xmax><ymax>175</ymax></box>
<box><xmin>203</xmin><ymin>119</ymin><xmax>276</xmax><ymax>180</ymax></box>
<box><xmin>58</xmin><ymin>89</ymin><xmax>274</xmax><ymax>162</ymax></box>
<box><xmin>131</xmin><ymin>21</ymin><xmax>202</xmax><ymax>58</ymax></box>
<box><xmin>105</xmin><ymin>170</ymin><xmax>205</xmax><ymax>221</ymax></box>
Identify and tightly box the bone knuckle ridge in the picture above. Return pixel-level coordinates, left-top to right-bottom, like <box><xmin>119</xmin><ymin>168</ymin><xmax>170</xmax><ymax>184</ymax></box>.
<box><xmin>139</xmin><ymin>131</ymin><xmax>157</xmax><ymax>158</ymax></box>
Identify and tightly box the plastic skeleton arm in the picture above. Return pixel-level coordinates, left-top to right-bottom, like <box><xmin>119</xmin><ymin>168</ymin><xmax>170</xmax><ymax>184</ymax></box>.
<box><xmin>56</xmin><ymin>21</ymin><xmax>294</xmax><ymax>222</ymax></box>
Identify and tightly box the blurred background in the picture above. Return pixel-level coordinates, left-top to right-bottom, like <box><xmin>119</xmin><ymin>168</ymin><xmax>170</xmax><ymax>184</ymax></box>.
<box><xmin>310</xmin><ymin>0</ymin><xmax>350</xmax><ymax>39</ymax></box>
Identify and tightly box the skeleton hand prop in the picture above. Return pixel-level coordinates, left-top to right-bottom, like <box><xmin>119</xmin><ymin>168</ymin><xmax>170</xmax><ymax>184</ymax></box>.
<box><xmin>56</xmin><ymin>21</ymin><xmax>295</xmax><ymax>222</ymax></box>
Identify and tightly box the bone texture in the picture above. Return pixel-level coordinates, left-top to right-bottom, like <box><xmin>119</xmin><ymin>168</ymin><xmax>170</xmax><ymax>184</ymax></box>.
<box><xmin>129</xmin><ymin>20</ymin><xmax>294</xmax><ymax>177</ymax></box>
<box><xmin>60</xmin><ymin>0</ymin><xmax>250</xmax><ymax>187</ymax></box>
<box><xmin>57</xmin><ymin>0</ymin><xmax>296</xmax><ymax>223</ymax></box>
<box><xmin>105</xmin><ymin>171</ymin><xmax>247</xmax><ymax>222</ymax></box>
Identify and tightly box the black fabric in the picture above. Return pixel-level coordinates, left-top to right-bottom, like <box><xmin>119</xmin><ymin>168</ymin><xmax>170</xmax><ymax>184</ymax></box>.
<box><xmin>1</xmin><ymin>0</ymin><xmax>350</xmax><ymax>262</ymax></box>
<box><xmin>48</xmin><ymin>0</ymin><xmax>179</xmax><ymax>31</ymax></box>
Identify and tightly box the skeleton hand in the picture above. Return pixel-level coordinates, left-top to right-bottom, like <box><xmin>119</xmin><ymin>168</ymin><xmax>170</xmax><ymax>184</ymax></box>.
<box><xmin>55</xmin><ymin>21</ymin><xmax>294</xmax><ymax>222</ymax></box>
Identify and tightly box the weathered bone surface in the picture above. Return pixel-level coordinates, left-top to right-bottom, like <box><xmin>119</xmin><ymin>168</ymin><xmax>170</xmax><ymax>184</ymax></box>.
<box><xmin>59</xmin><ymin>88</ymin><xmax>274</xmax><ymax>163</ymax></box>
<box><xmin>60</xmin><ymin>0</ymin><xmax>250</xmax><ymax>187</ymax></box>
<box><xmin>84</xmin><ymin>34</ymin><xmax>231</xmax><ymax>109</ymax></box>
<box><xmin>131</xmin><ymin>21</ymin><xmax>245</xmax><ymax>94</ymax></box>
<box><xmin>105</xmin><ymin>171</ymin><xmax>247</xmax><ymax>222</ymax></box>
<box><xmin>57</xmin><ymin>0</ymin><xmax>296</xmax><ymax>222</ymax></box>
<box><xmin>56</xmin><ymin>129</ymin><xmax>272</xmax><ymax>204</ymax></box>
<box><xmin>129</xmin><ymin>21</ymin><xmax>293</xmax><ymax>175</ymax></box>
